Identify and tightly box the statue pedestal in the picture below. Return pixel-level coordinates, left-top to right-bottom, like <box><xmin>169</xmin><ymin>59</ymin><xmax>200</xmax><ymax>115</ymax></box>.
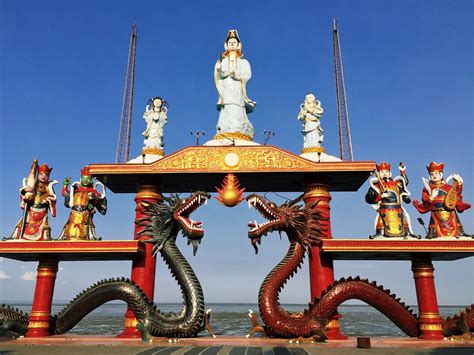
<box><xmin>127</xmin><ymin>154</ymin><xmax>164</xmax><ymax>164</ymax></box>
<box><xmin>300</xmin><ymin>151</ymin><xmax>341</xmax><ymax>162</ymax></box>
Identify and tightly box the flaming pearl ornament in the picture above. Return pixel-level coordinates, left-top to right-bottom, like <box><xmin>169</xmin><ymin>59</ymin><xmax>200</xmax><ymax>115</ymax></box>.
<box><xmin>215</xmin><ymin>174</ymin><xmax>245</xmax><ymax>207</ymax></box>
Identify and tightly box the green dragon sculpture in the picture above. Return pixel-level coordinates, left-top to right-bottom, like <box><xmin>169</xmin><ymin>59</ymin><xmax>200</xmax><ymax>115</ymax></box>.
<box><xmin>0</xmin><ymin>191</ymin><xmax>213</xmax><ymax>341</ymax></box>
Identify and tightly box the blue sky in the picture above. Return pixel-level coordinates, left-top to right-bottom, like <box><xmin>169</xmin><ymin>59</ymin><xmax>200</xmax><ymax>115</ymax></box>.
<box><xmin>0</xmin><ymin>0</ymin><xmax>472</xmax><ymax>309</ymax></box>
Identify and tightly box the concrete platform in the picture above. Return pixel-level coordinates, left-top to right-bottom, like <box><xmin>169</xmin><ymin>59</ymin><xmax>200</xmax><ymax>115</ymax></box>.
<box><xmin>1</xmin><ymin>336</ymin><xmax>473</xmax><ymax>354</ymax></box>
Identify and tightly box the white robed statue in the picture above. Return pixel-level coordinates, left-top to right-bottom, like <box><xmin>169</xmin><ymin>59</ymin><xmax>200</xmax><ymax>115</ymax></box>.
<box><xmin>214</xmin><ymin>29</ymin><xmax>256</xmax><ymax>141</ymax></box>
<box><xmin>298</xmin><ymin>93</ymin><xmax>324</xmax><ymax>150</ymax></box>
<box><xmin>142</xmin><ymin>97</ymin><xmax>168</xmax><ymax>156</ymax></box>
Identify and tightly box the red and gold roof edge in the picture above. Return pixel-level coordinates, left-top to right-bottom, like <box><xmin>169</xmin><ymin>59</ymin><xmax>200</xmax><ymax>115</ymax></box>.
<box><xmin>322</xmin><ymin>239</ymin><xmax>474</xmax><ymax>252</ymax></box>
<box><xmin>0</xmin><ymin>240</ymin><xmax>143</xmax><ymax>253</ymax></box>
<box><xmin>88</xmin><ymin>145</ymin><xmax>375</xmax><ymax>175</ymax></box>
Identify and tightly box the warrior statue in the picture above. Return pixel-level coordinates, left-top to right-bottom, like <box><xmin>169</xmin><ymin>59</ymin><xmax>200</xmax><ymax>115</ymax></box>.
<box><xmin>413</xmin><ymin>162</ymin><xmax>472</xmax><ymax>239</ymax></box>
<box><xmin>365</xmin><ymin>162</ymin><xmax>419</xmax><ymax>239</ymax></box>
<box><xmin>57</xmin><ymin>167</ymin><xmax>107</xmax><ymax>241</ymax></box>
<box><xmin>142</xmin><ymin>97</ymin><xmax>168</xmax><ymax>156</ymax></box>
<box><xmin>298</xmin><ymin>93</ymin><xmax>324</xmax><ymax>151</ymax></box>
<box><xmin>214</xmin><ymin>29</ymin><xmax>256</xmax><ymax>141</ymax></box>
<box><xmin>4</xmin><ymin>160</ymin><xmax>57</xmax><ymax>241</ymax></box>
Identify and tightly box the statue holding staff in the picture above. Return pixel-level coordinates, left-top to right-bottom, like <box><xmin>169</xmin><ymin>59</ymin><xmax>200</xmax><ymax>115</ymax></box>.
<box><xmin>4</xmin><ymin>160</ymin><xmax>57</xmax><ymax>241</ymax></box>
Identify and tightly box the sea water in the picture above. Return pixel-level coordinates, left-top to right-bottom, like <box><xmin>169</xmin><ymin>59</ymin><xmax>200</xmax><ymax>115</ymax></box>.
<box><xmin>5</xmin><ymin>303</ymin><xmax>465</xmax><ymax>337</ymax></box>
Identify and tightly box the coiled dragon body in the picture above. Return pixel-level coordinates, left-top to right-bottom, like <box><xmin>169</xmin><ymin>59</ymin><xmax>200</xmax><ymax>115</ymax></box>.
<box><xmin>245</xmin><ymin>193</ymin><xmax>473</xmax><ymax>340</ymax></box>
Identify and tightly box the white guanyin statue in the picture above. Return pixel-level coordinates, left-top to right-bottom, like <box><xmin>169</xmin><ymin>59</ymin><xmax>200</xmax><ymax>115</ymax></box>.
<box><xmin>142</xmin><ymin>96</ymin><xmax>168</xmax><ymax>156</ymax></box>
<box><xmin>214</xmin><ymin>29</ymin><xmax>256</xmax><ymax>141</ymax></box>
<box><xmin>298</xmin><ymin>93</ymin><xmax>324</xmax><ymax>151</ymax></box>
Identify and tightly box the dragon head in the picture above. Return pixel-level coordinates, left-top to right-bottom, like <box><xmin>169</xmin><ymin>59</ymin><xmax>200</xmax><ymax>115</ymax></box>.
<box><xmin>137</xmin><ymin>191</ymin><xmax>211</xmax><ymax>256</ymax></box>
<box><xmin>246</xmin><ymin>194</ymin><xmax>325</xmax><ymax>254</ymax></box>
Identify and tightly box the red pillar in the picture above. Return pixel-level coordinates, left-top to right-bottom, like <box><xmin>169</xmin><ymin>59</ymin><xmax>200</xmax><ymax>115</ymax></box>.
<box><xmin>303</xmin><ymin>183</ymin><xmax>347</xmax><ymax>340</ymax></box>
<box><xmin>118</xmin><ymin>184</ymin><xmax>161</xmax><ymax>338</ymax></box>
<box><xmin>411</xmin><ymin>254</ymin><xmax>444</xmax><ymax>339</ymax></box>
<box><xmin>25</xmin><ymin>256</ymin><xmax>59</xmax><ymax>337</ymax></box>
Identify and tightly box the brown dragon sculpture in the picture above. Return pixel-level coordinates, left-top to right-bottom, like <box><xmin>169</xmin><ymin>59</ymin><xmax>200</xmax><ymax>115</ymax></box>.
<box><xmin>245</xmin><ymin>193</ymin><xmax>474</xmax><ymax>340</ymax></box>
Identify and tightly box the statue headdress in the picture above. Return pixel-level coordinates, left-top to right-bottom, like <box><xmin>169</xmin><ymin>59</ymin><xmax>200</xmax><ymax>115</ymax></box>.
<box><xmin>80</xmin><ymin>166</ymin><xmax>91</xmax><ymax>177</ymax></box>
<box><xmin>427</xmin><ymin>161</ymin><xmax>444</xmax><ymax>173</ymax></box>
<box><xmin>223</xmin><ymin>29</ymin><xmax>243</xmax><ymax>57</ymax></box>
<box><xmin>376</xmin><ymin>162</ymin><xmax>391</xmax><ymax>172</ymax></box>
<box><xmin>38</xmin><ymin>164</ymin><xmax>52</xmax><ymax>174</ymax></box>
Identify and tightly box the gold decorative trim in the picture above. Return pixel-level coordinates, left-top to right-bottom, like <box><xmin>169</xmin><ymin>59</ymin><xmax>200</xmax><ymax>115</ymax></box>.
<box><xmin>301</xmin><ymin>146</ymin><xmax>326</xmax><ymax>154</ymax></box>
<box><xmin>135</xmin><ymin>184</ymin><xmax>161</xmax><ymax>200</ymax></box>
<box><xmin>124</xmin><ymin>317</ymin><xmax>138</xmax><ymax>328</ymax></box>
<box><xmin>37</xmin><ymin>270</ymin><xmax>57</xmax><ymax>277</ymax></box>
<box><xmin>37</xmin><ymin>261</ymin><xmax>59</xmax><ymax>270</ymax></box>
<box><xmin>30</xmin><ymin>311</ymin><xmax>51</xmax><ymax>316</ymax></box>
<box><xmin>142</xmin><ymin>147</ymin><xmax>165</xmax><ymax>156</ymax></box>
<box><xmin>28</xmin><ymin>321</ymin><xmax>50</xmax><ymax>328</ymax></box>
<box><xmin>419</xmin><ymin>313</ymin><xmax>441</xmax><ymax>319</ymax></box>
<box><xmin>304</xmin><ymin>183</ymin><xmax>331</xmax><ymax>199</ymax></box>
<box><xmin>413</xmin><ymin>271</ymin><xmax>434</xmax><ymax>278</ymax></box>
<box><xmin>326</xmin><ymin>319</ymin><xmax>340</xmax><ymax>329</ymax></box>
<box><xmin>89</xmin><ymin>146</ymin><xmax>376</xmax><ymax>174</ymax></box>
<box><xmin>419</xmin><ymin>323</ymin><xmax>443</xmax><ymax>331</ymax></box>
<box><xmin>213</xmin><ymin>132</ymin><xmax>253</xmax><ymax>141</ymax></box>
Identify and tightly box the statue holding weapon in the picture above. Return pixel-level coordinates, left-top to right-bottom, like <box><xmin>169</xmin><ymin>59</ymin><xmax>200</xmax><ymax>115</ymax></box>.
<box><xmin>365</xmin><ymin>162</ymin><xmax>419</xmax><ymax>239</ymax></box>
<box><xmin>57</xmin><ymin>166</ymin><xmax>107</xmax><ymax>241</ymax></box>
<box><xmin>3</xmin><ymin>160</ymin><xmax>57</xmax><ymax>241</ymax></box>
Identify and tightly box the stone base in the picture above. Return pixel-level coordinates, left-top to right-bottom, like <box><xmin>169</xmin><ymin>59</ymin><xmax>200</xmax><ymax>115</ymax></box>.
<box><xmin>127</xmin><ymin>154</ymin><xmax>164</xmax><ymax>164</ymax></box>
<box><xmin>300</xmin><ymin>152</ymin><xmax>341</xmax><ymax>162</ymax></box>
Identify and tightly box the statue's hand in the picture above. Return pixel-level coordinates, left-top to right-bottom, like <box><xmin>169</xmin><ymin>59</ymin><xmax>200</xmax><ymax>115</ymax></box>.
<box><xmin>452</xmin><ymin>174</ymin><xmax>463</xmax><ymax>184</ymax></box>
<box><xmin>23</xmin><ymin>192</ymin><xmax>34</xmax><ymax>202</ymax></box>
<box><xmin>63</xmin><ymin>177</ymin><xmax>71</xmax><ymax>186</ymax></box>
<box><xmin>381</xmin><ymin>192</ymin><xmax>390</xmax><ymax>199</ymax></box>
<box><xmin>430</xmin><ymin>188</ymin><xmax>439</xmax><ymax>200</ymax></box>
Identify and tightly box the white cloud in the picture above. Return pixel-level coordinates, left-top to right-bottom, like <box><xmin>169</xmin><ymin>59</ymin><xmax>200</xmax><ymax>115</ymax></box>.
<box><xmin>21</xmin><ymin>271</ymin><xmax>36</xmax><ymax>281</ymax></box>
<box><xmin>0</xmin><ymin>270</ymin><xmax>11</xmax><ymax>279</ymax></box>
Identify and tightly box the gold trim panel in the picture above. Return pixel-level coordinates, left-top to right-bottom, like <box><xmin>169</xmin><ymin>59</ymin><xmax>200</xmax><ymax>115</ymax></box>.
<box><xmin>89</xmin><ymin>146</ymin><xmax>375</xmax><ymax>174</ymax></box>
